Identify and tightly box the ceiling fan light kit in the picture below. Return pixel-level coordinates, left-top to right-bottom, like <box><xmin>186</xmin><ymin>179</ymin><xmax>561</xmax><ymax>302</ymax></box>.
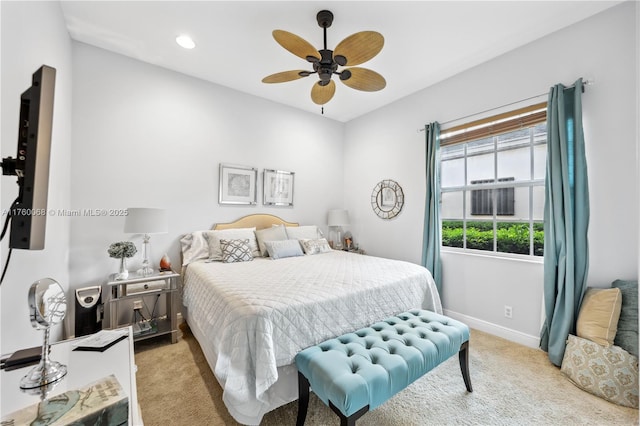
<box><xmin>262</xmin><ymin>10</ymin><xmax>386</xmax><ymax>109</ymax></box>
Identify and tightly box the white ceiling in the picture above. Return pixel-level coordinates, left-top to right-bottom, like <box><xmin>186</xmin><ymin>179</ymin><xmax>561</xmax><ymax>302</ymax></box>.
<box><xmin>59</xmin><ymin>1</ymin><xmax>621</xmax><ymax>123</ymax></box>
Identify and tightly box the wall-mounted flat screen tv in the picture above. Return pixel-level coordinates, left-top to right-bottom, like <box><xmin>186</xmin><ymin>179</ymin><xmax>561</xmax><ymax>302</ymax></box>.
<box><xmin>1</xmin><ymin>65</ymin><xmax>56</xmax><ymax>250</ymax></box>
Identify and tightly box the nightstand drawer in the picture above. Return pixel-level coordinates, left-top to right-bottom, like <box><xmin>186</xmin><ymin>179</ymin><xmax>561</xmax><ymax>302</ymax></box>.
<box><xmin>124</xmin><ymin>279</ymin><xmax>168</xmax><ymax>296</ymax></box>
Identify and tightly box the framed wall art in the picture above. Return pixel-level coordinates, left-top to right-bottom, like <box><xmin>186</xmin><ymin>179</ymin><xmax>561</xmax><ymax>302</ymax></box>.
<box><xmin>219</xmin><ymin>163</ymin><xmax>257</xmax><ymax>205</ymax></box>
<box><xmin>263</xmin><ymin>169</ymin><xmax>294</xmax><ymax>206</ymax></box>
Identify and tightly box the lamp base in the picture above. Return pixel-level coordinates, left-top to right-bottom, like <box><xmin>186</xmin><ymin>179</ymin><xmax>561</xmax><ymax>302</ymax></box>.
<box><xmin>335</xmin><ymin>230</ymin><xmax>343</xmax><ymax>250</ymax></box>
<box><xmin>139</xmin><ymin>234</ymin><xmax>154</xmax><ymax>276</ymax></box>
<box><xmin>138</xmin><ymin>265</ymin><xmax>154</xmax><ymax>277</ymax></box>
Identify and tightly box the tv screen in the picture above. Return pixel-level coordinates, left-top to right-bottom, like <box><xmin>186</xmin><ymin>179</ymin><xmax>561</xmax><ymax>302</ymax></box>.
<box><xmin>2</xmin><ymin>65</ymin><xmax>56</xmax><ymax>250</ymax></box>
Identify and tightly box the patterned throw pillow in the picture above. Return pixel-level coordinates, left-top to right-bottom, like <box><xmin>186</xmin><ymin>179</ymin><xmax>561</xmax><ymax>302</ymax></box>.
<box><xmin>219</xmin><ymin>239</ymin><xmax>253</xmax><ymax>263</ymax></box>
<box><xmin>300</xmin><ymin>238</ymin><xmax>332</xmax><ymax>255</ymax></box>
<box><xmin>561</xmin><ymin>334</ymin><xmax>639</xmax><ymax>408</ymax></box>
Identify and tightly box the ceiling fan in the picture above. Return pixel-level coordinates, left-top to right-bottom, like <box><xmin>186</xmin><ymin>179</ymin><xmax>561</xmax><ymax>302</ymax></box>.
<box><xmin>262</xmin><ymin>10</ymin><xmax>386</xmax><ymax>107</ymax></box>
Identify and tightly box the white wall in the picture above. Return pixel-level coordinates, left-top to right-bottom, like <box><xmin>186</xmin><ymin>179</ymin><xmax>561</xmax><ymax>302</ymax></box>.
<box><xmin>0</xmin><ymin>1</ymin><xmax>73</xmax><ymax>354</ymax></box>
<box><xmin>343</xmin><ymin>2</ymin><xmax>638</xmax><ymax>346</ymax></box>
<box><xmin>69</xmin><ymin>43</ymin><xmax>345</xmax><ymax>318</ymax></box>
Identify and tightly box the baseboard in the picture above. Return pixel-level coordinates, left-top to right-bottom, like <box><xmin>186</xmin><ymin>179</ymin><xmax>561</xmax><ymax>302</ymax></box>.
<box><xmin>443</xmin><ymin>309</ymin><xmax>541</xmax><ymax>349</ymax></box>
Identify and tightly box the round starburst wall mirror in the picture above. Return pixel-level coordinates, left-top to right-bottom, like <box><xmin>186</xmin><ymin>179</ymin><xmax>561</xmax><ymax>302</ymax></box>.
<box><xmin>371</xmin><ymin>179</ymin><xmax>404</xmax><ymax>219</ymax></box>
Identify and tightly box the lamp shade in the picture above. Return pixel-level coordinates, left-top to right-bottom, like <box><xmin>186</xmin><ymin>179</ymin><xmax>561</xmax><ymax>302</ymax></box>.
<box><xmin>124</xmin><ymin>208</ymin><xmax>168</xmax><ymax>234</ymax></box>
<box><xmin>327</xmin><ymin>209</ymin><xmax>349</xmax><ymax>226</ymax></box>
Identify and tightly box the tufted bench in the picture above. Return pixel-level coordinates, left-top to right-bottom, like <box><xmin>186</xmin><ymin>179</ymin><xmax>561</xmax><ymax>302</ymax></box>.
<box><xmin>295</xmin><ymin>309</ymin><xmax>472</xmax><ymax>426</ymax></box>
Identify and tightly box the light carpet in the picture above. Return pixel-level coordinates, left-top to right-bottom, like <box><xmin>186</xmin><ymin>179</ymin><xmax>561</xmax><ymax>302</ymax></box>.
<box><xmin>134</xmin><ymin>324</ymin><xmax>638</xmax><ymax>425</ymax></box>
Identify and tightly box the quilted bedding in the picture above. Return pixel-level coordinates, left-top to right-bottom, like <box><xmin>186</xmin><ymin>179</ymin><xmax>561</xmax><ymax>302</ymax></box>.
<box><xmin>182</xmin><ymin>250</ymin><xmax>441</xmax><ymax>424</ymax></box>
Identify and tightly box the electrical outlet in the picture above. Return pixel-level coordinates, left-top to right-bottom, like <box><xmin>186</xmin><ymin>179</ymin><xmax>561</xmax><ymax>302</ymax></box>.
<box><xmin>133</xmin><ymin>300</ymin><xmax>143</xmax><ymax>310</ymax></box>
<box><xmin>504</xmin><ymin>305</ymin><xmax>513</xmax><ymax>319</ymax></box>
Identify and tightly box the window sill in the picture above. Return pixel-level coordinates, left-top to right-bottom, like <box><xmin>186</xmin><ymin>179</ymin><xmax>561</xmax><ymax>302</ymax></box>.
<box><xmin>441</xmin><ymin>247</ymin><xmax>544</xmax><ymax>265</ymax></box>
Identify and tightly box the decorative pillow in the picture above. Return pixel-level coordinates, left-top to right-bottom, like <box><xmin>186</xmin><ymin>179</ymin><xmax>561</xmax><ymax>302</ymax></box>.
<box><xmin>180</xmin><ymin>231</ymin><xmax>210</xmax><ymax>265</ymax></box>
<box><xmin>219</xmin><ymin>239</ymin><xmax>253</xmax><ymax>263</ymax></box>
<box><xmin>285</xmin><ymin>225</ymin><xmax>321</xmax><ymax>240</ymax></box>
<box><xmin>577</xmin><ymin>287</ymin><xmax>622</xmax><ymax>347</ymax></box>
<box><xmin>300</xmin><ymin>238</ymin><xmax>332</xmax><ymax>255</ymax></box>
<box><xmin>561</xmin><ymin>334</ymin><xmax>638</xmax><ymax>408</ymax></box>
<box><xmin>255</xmin><ymin>225</ymin><xmax>288</xmax><ymax>257</ymax></box>
<box><xmin>612</xmin><ymin>279</ymin><xmax>639</xmax><ymax>357</ymax></box>
<box><xmin>263</xmin><ymin>239</ymin><xmax>304</xmax><ymax>260</ymax></box>
<box><xmin>203</xmin><ymin>228</ymin><xmax>259</xmax><ymax>261</ymax></box>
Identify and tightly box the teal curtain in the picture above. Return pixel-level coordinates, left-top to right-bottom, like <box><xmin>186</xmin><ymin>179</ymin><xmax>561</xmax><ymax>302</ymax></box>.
<box><xmin>540</xmin><ymin>78</ymin><xmax>590</xmax><ymax>366</ymax></box>
<box><xmin>421</xmin><ymin>122</ymin><xmax>442</xmax><ymax>294</ymax></box>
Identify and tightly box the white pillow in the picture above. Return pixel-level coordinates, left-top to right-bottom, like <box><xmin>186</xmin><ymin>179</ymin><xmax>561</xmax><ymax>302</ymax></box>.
<box><xmin>180</xmin><ymin>231</ymin><xmax>210</xmax><ymax>265</ymax></box>
<box><xmin>264</xmin><ymin>239</ymin><xmax>304</xmax><ymax>260</ymax></box>
<box><xmin>255</xmin><ymin>225</ymin><xmax>288</xmax><ymax>257</ymax></box>
<box><xmin>284</xmin><ymin>225</ymin><xmax>321</xmax><ymax>240</ymax></box>
<box><xmin>300</xmin><ymin>238</ymin><xmax>332</xmax><ymax>255</ymax></box>
<box><xmin>204</xmin><ymin>227</ymin><xmax>259</xmax><ymax>261</ymax></box>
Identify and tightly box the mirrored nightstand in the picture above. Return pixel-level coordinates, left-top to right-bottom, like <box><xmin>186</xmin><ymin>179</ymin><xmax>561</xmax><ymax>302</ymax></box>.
<box><xmin>104</xmin><ymin>270</ymin><xmax>180</xmax><ymax>344</ymax></box>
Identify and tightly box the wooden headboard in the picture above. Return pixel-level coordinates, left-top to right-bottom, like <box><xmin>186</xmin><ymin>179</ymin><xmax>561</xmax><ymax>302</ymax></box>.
<box><xmin>213</xmin><ymin>214</ymin><xmax>299</xmax><ymax>230</ymax></box>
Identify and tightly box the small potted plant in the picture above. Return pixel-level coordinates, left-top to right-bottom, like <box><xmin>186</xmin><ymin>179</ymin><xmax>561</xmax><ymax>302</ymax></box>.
<box><xmin>108</xmin><ymin>241</ymin><xmax>137</xmax><ymax>280</ymax></box>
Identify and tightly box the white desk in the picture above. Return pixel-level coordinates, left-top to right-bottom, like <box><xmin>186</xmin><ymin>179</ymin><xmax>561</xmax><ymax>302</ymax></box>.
<box><xmin>1</xmin><ymin>327</ymin><xmax>142</xmax><ymax>425</ymax></box>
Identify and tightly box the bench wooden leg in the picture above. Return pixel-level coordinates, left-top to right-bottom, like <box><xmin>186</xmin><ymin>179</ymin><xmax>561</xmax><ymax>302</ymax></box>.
<box><xmin>297</xmin><ymin>372</ymin><xmax>310</xmax><ymax>426</ymax></box>
<box><xmin>329</xmin><ymin>401</ymin><xmax>369</xmax><ymax>426</ymax></box>
<box><xmin>298</xmin><ymin>372</ymin><xmax>369</xmax><ymax>426</ymax></box>
<box><xmin>458</xmin><ymin>340</ymin><xmax>473</xmax><ymax>392</ymax></box>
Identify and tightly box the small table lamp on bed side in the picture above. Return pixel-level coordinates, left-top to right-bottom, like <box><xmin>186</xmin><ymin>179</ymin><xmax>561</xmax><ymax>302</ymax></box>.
<box><xmin>124</xmin><ymin>208</ymin><xmax>168</xmax><ymax>276</ymax></box>
<box><xmin>327</xmin><ymin>209</ymin><xmax>349</xmax><ymax>250</ymax></box>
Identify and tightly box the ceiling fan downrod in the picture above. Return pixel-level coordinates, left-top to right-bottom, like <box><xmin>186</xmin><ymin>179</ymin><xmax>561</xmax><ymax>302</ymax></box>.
<box><xmin>314</xmin><ymin>10</ymin><xmax>349</xmax><ymax>84</ymax></box>
<box><xmin>316</xmin><ymin>10</ymin><xmax>333</xmax><ymax>32</ymax></box>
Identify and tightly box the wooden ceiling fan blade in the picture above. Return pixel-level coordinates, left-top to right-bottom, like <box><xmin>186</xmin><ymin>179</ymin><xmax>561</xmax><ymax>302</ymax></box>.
<box><xmin>311</xmin><ymin>80</ymin><xmax>336</xmax><ymax>105</ymax></box>
<box><xmin>341</xmin><ymin>67</ymin><xmax>386</xmax><ymax>92</ymax></box>
<box><xmin>334</xmin><ymin>31</ymin><xmax>384</xmax><ymax>66</ymax></box>
<box><xmin>262</xmin><ymin>70</ymin><xmax>310</xmax><ymax>84</ymax></box>
<box><xmin>273</xmin><ymin>30</ymin><xmax>321</xmax><ymax>61</ymax></box>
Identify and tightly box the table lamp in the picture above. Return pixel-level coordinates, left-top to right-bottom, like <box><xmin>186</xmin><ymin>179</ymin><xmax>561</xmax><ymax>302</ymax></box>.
<box><xmin>124</xmin><ymin>208</ymin><xmax>167</xmax><ymax>276</ymax></box>
<box><xmin>327</xmin><ymin>209</ymin><xmax>349</xmax><ymax>250</ymax></box>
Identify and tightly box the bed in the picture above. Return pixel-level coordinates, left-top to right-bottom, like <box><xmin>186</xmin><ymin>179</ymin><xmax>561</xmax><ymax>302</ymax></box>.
<box><xmin>180</xmin><ymin>214</ymin><xmax>442</xmax><ymax>425</ymax></box>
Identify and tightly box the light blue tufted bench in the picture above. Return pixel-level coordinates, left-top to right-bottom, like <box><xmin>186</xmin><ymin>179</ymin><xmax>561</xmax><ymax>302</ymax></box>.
<box><xmin>295</xmin><ymin>309</ymin><xmax>472</xmax><ymax>425</ymax></box>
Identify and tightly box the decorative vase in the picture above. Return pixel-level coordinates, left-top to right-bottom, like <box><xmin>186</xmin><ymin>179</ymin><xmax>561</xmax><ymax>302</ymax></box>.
<box><xmin>116</xmin><ymin>257</ymin><xmax>129</xmax><ymax>280</ymax></box>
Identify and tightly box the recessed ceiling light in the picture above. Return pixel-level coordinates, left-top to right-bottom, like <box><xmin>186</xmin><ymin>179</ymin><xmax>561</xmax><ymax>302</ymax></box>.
<box><xmin>176</xmin><ymin>35</ymin><xmax>195</xmax><ymax>49</ymax></box>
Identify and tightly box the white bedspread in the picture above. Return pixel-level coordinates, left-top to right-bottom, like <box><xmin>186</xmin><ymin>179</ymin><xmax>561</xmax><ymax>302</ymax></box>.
<box><xmin>182</xmin><ymin>250</ymin><xmax>441</xmax><ymax>424</ymax></box>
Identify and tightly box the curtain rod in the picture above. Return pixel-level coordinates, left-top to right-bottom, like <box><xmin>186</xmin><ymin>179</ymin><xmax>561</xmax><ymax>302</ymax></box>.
<box><xmin>417</xmin><ymin>78</ymin><xmax>593</xmax><ymax>133</ymax></box>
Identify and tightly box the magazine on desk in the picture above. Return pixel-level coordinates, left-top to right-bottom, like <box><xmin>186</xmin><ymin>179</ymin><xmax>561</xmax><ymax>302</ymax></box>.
<box><xmin>72</xmin><ymin>329</ymin><xmax>129</xmax><ymax>352</ymax></box>
<box><xmin>1</xmin><ymin>374</ymin><xmax>128</xmax><ymax>425</ymax></box>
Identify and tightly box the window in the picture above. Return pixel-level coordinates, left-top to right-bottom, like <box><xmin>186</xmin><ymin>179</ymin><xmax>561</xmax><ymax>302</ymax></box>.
<box><xmin>471</xmin><ymin>177</ymin><xmax>515</xmax><ymax>216</ymax></box>
<box><xmin>440</xmin><ymin>103</ymin><xmax>546</xmax><ymax>257</ymax></box>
